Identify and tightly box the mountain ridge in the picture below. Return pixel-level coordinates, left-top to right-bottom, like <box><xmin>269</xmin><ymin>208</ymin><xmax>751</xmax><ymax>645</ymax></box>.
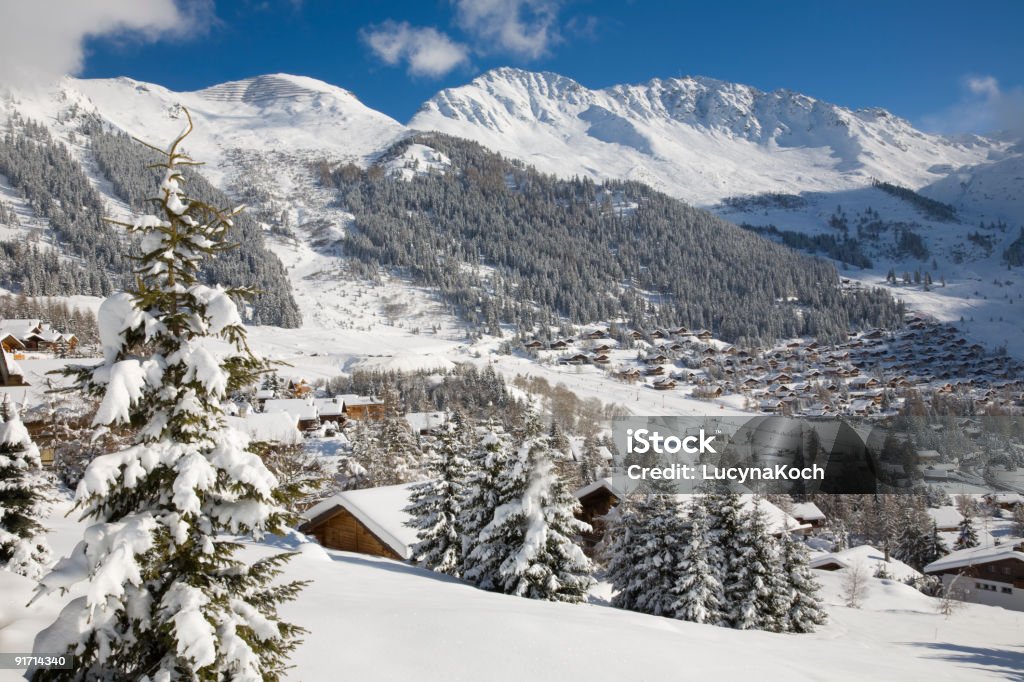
<box><xmin>410</xmin><ymin>67</ymin><xmax>1012</xmax><ymax>208</ymax></box>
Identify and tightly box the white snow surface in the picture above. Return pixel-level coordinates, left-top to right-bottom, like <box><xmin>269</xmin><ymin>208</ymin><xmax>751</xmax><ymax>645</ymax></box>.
<box><xmin>5</xmin><ymin>498</ymin><xmax>1024</xmax><ymax>680</ymax></box>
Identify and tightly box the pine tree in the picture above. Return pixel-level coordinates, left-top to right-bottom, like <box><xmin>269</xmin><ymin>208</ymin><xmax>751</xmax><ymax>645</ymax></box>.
<box><xmin>726</xmin><ymin>499</ymin><xmax>784</xmax><ymax>631</ymax></box>
<box><xmin>922</xmin><ymin>521</ymin><xmax>948</xmax><ymax>568</ymax></box>
<box><xmin>32</xmin><ymin>113</ymin><xmax>305</xmax><ymax>681</ymax></box>
<box><xmin>716</xmin><ymin>491</ymin><xmax>778</xmax><ymax>630</ymax></box>
<box><xmin>0</xmin><ymin>396</ymin><xmax>52</xmax><ymax>580</ymax></box>
<box><xmin>953</xmin><ymin>514</ymin><xmax>979</xmax><ymax>550</ymax></box>
<box><xmin>1012</xmin><ymin>503</ymin><xmax>1024</xmax><ymax>537</ymax></box>
<box><xmin>893</xmin><ymin>505</ymin><xmax>933</xmax><ymax>570</ymax></box>
<box><xmin>404</xmin><ymin>413</ymin><xmax>472</xmax><ymax>576</ymax></box>
<box><xmin>608</xmin><ymin>494</ymin><xmax>687</xmax><ymax>617</ymax></box>
<box><xmin>459</xmin><ymin>426</ymin><xmax>512</xmax><ymax>588</ymax></box>
<box><xmin>604</xmin><ymin>497</ymin><xmax>646</xmax><ymax>612</ymax></box>
<box><xmin>465</xmin><ymin>426</ymin><xmax>593</xmax><ymax>602</ymax></box>
<box><xmin>670</xmin><ymin>494</ymin><xmax>724</xmax><ymax>625</ymax></box>
<box><xmin>578</xmin><ymin>434</ymin><xmax>605</xmax><ymax>484</ymax></box>
<box><xmin>372</xmin><ymin>415</ymin><xmax>422</xmax><ymax>485</ymax></box>
<box><xmin>777</xmin><ymin>528</ymin><xmax>827</xmax><ymax>633</ymax></box>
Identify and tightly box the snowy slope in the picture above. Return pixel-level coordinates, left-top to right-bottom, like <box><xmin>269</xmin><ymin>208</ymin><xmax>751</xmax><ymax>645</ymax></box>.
<box><xmin>410</xmin><ymin>67</ymin><xmax>1011</xmax><ymax>208</ymax></box>
<box><xmin>5</xmin><ymin>498</ymin><xmax>1024</xmax><ymax>681</ymax></box>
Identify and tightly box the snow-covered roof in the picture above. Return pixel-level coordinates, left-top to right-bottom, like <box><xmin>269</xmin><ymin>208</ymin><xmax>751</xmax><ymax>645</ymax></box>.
<box><xmin>573</xmin><ymin>477</ymin><xmax>625</xmax><ymax>501</ymax></box>
<box><xmin>225</xmin><ymin>412</ymin><xmax>303</xmax><ymax>446</ymax></box>
<box><xmin>302</xmin><ymin>484</ymin><xmax>418</xmax><ymax>560</ymax></box>
<box><xmin>314</xmin><ymin>398</ymin><xmax>345</xmax><ymax>417</ymax></box>
<box><xmin>0</xmin><ymin>319</ymin><xmax>40</xmax><ymax>339</ymax></box>
<box><xmin>791</xmin><ymin>502</ymin><xmax>826</xmax><ymax>522</ymax></box>
<box><xmin>924</xmin><ymin>540</ymin><xmax>1024</xmax><ymax>574</ymax></box>
<box><xmin>986</xmin><ymin>493</ymin><xmax>1024</xmax><ymax>506</ymax></box>
<box><xmin>810</xmin><ymin>545</ymin><xmax>921</xmax><ymax>580</ymax></box>
<box><xmin>926</xmin><ymin>506</ymin><xmax>964</xmax><ymax>529</ymax></box>
<box><xmin>338</xmin><ymin>394</ymin><xmax>384</xmax><ymax>407</ymax></box>
<box><xmin>263</xmin><ymin>398</ymin><xmax>318</xmax><ymax>421</ymax></box>
<box><xmin>405</xmin><ymin>411</ymin><xmax>446</xmax><ymax>433</ymax></box>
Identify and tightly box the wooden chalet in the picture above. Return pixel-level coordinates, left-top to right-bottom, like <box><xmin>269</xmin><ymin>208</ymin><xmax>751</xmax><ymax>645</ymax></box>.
<box><xmin>0</xmin><ymin>351</ymin><xmax>26</xmax><ymax>387</ymax></box>
<box><xmin>339</xmin><ymin>395</ymin><xmax>386</xmax><ymax>421</ymax></box>
<box><xmin>574</xmin><ymin>479</ymin><xmax>623</xmax><ymax>552</ymax></box>
<box><xmin>561</xmin><ymin>353</ymin><xmax>592</xmax><ymax>365</ymax></box>
<box><xmin>925</xmin><ymin>542</ymin><xmax>1024</xmax><ymax>611</ymax></box>
<box><xmin>300</xmin><ymin>484</ymin><xmax>417</xmax><ymax>561</ymax></box>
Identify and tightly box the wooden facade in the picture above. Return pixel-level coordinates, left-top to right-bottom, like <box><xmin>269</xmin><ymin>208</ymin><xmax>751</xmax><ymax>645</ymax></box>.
<box><xmin>575</xmin><ymin>484</ymin><xmax>620</xmax><ymax>552</ymax></box>
<box><xmin>343</xmin><ymin>400</ymin><xmax>386</xmax><ymax>421</ymax></box>
<box><xmin>928</xmin><ymin>556</ymin><xmax>1024</xmax><ymax>589</ymax></box>
<box><xmin>301</xmin><ymin>506</ymin><xmax>403</xmax><ymax>561</ymax></box>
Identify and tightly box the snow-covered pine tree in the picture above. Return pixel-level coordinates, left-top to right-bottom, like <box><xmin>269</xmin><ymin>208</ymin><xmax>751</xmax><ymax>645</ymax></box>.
<box><xmin>465</xmin><ymin>423</ymin><xmax>593</xmax><ymax>602</ymax></box>
<box><xmin>670</xmin><ymin>493</ymin><xmax>724</xmax><ymax>625</ymax></box>
<box><xmin>578</xmin><ymin>434</ymin><xmax>605</xmax><ymax>485</ymax></box>
<box><xmin>604</xmin><ymin>496</ymin><xmax>646</xmax><ymax>611</ymax></box>
<box><xmin>953</xmin><ymin>514</ymin><xmax>979</xmax><ymax>550</ymax></box>
<box><xmin>893</xmin><ymin>505</ymin><xmax>931</xmax><ymax>570</ymax></box>
<box><xmin>727</xmin><ymin>499</ymin><xmax>784</xmax><ymax>631</ymax></box>
<box><xmin>32</xmin><ymin>112</ymin><xmax>305</xmax><ymax>682</ymax></box>
<box><xmin>619</xmin><ymin>494</ymin><xmax>688</xmax><ymax>617</ymax></box>
<box><xmin>0</xmin><ymin>395</ymin><xmax>52</xmax><ymax>580</ymax></box>
<box><xmin>459</xmin><ymin>425</ymin><xmax>512</xmax><ymax>587</ymax></box>
<box><xmin>715</xmin><ymin>493</ymin><xmax>779</xmax><ymax>631</ymax></box>
<box><xmin>404</xmin><ymin>412</ymin><xmax>472</xmax><ymax>576</ymax></box>
<box><xmin>777</xmin><ymin>527</ymin><xmax>827</xmax><ymax>633</ymax></box>
<box><xmin>922</xmin><ymin>520</ymin><xmax>948</xmax><ymax>568</ymax></box>
<box><xmin>372</xmin><ymin>415</ymin><xmax>422</xmax><ymax>485</ymax></box>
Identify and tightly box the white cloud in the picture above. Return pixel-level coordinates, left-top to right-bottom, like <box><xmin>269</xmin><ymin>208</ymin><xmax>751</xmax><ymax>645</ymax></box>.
<box><xmin>0</xmin><ymin>0</ymin><xmax>210</xmax><ymax>90</ymax></box>
<box><xmin>362</xmin><ymin>21</ymin><xmax>469</xmax><ymax>78</ymax></box>
<box><xmin>453</xmin><ymin>0</ymin><xmax>561</xmax><ymax>59</ymax></box>
<box><xmin>966</xmin><ymin>75</ymin><xmax>1000</xmax><ymax>99</ymax></box>
<box><xmin>923</xmin><ymin>75</ymin><xmax>1024</xmax><ymax>138</ymax></box>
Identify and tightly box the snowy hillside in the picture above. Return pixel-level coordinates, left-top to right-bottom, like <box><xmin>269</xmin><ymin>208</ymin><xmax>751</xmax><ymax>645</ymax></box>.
<box><xmin>410</xmin><ymin>67</ymin><xmax>1014</xmax><ymax>209</ymax></box>
<box><xmin>4</xmin><ymin>498</ymin><xmax>1024</xmax><ymax>682</ymax></box>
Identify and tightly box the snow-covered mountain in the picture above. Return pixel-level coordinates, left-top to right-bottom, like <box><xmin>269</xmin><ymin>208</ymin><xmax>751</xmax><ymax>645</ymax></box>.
<box><xmin>7</xmin><ymin>73</ymin><xmax>406</xmax><ymax>187</ymax></box>
<box><xmin>410</xmin><ymin>67</ymin><xmax>1016</xmax><ymax>211</ymax></box>
<box><xmin>2</xmin><ymin>69</ymin><xmax>1023</xmax><ymax>354</ymax></box>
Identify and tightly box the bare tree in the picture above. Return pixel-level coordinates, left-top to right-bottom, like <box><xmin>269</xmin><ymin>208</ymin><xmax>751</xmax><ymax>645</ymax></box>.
<box><xmin>936</xmin><ymin>575</ymin><xmax>967</xmax><ymax>618</ymax></box>
<box><xmin>841</xmin><ymin>562</ymin><xmax>869</xmax><ymax>608</ymax></box>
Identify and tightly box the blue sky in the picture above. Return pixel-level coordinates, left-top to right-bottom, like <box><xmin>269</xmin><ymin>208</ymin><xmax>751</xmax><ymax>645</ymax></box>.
<box><xmin>19</xmin><ymin>1</ymin><xmax>1024</xmax><ymax>132</ymax></box>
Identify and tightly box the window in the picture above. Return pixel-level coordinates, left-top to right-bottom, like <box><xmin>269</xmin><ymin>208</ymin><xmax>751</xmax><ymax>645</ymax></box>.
<box><xmin>1002</xmin><ymin>587</ymin><xmax>1012</xmax><ymax>594</ymax></box>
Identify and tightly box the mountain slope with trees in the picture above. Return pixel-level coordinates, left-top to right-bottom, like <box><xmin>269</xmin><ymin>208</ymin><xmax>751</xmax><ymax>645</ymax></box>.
<box><xmin>329</xmin><ymin>134</ymin><xmax>902</xmax><ymax>344</ymax></box>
